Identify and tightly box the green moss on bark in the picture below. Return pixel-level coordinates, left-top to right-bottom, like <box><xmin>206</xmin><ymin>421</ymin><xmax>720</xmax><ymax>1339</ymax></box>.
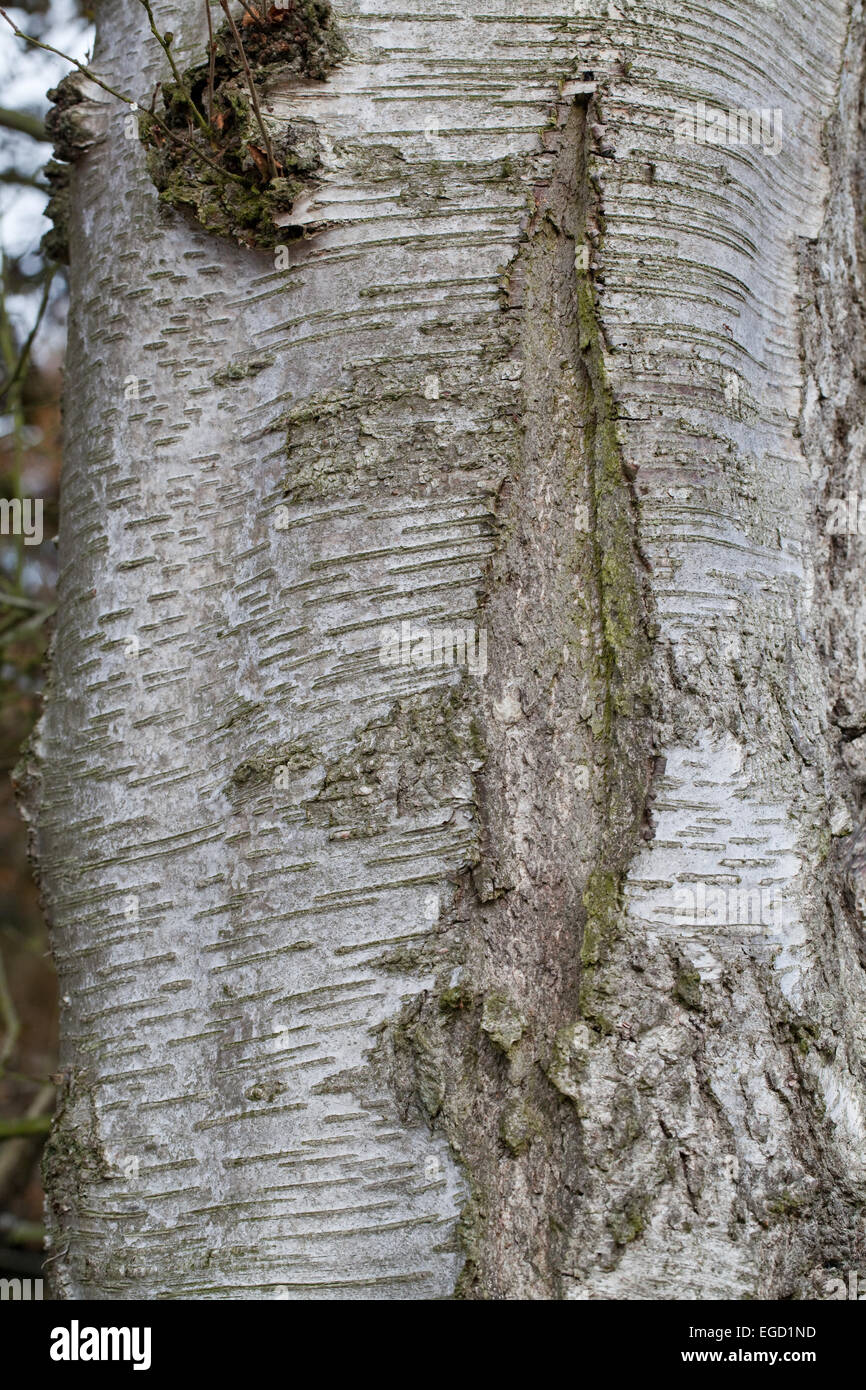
<box><xmin>139</xmin><ymin>2</ymin><xmax>345</xmax><ymax>249</ymax></box>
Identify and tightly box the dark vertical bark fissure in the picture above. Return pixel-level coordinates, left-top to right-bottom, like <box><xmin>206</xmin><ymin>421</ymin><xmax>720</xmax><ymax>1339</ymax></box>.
<box><xmin>386</xmin><ymin>98</ymin><xmax>657</xmax><ymax>1299</ymax></box>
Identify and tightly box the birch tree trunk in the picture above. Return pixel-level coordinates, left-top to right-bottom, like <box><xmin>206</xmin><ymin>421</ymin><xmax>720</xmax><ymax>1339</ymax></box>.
<box><xmin>18</xmin><ymin>0</ymin><xmax>866</xmax><ymax>1299</ymax></box>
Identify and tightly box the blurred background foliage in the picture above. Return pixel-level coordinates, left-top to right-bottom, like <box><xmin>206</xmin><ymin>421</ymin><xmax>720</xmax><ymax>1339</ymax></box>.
<box><xmin>0</xmin><ymin>0</ymin><xmax>92</xmax><ymax>1282</ymax></box>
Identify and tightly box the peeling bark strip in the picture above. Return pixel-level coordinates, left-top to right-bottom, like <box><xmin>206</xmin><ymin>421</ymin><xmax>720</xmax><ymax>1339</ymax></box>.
<box><xmin>19</xmin><ymin>0</ymin><xmax>866</xmax><ymax>1299</ymax></box>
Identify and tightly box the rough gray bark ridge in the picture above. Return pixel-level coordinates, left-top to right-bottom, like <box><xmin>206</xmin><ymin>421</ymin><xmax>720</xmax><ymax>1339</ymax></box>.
<box><xmin>18</xmin><ymin>0</ymin><xmax>866</xmax><ymax>1298</ymax></box>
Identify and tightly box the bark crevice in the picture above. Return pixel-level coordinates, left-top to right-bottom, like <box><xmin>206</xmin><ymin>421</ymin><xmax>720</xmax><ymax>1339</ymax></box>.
<box><xmin>379</xmin><ymin>94</ymin><xmax>658</xmax><ymax>1300</ymax></box>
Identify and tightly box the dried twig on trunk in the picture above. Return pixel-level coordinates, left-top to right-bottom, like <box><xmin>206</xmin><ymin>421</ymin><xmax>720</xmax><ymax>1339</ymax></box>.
<box><xmin>204</xmin><ymin>0</ymin><xmax>217</xmax><ymax>123</ymax></box>
<box><xmin>219</xmin><ymin>0</ymin><xmax>279</xmax><ymax>180</ymax></box>
<box><xmin>139</xmin><ymin>0</ymin><xmax>214</xmax><ymax>138</ymax></box>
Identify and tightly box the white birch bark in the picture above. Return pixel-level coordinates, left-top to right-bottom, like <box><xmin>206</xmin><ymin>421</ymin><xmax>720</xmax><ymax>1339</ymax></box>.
<box><xmin>18</xmin><ymin>0</ymin><xmax>866</xmax><ymax>1298</ymax></box>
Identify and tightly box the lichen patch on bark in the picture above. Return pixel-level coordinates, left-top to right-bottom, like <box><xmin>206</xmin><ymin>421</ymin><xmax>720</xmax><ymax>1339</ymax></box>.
<box><xmin>139</xmin><ymin>2</ymin><xmax>344</xmax><ymax>249</ymax></box>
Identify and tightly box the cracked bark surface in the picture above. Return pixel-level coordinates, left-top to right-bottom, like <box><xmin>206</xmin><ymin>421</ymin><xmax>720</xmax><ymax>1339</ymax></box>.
<box><xmin>18</xmin><ymin>0</ymin><xmax>866</xmax><ymax>1298</ymax></box>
